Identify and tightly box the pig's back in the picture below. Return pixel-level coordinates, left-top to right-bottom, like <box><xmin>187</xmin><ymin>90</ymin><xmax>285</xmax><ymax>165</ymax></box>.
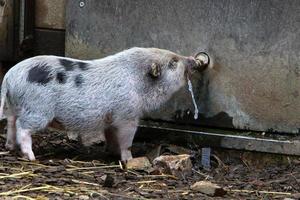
<box><xmin>4</xmin><ymin>55</ymin><xmax>141</xmax><ymax>131</ymax></box>
<box><xmin>4</xmin><ymin>56</ymin><xmax>64</xmax><ymax>116</ymax></box>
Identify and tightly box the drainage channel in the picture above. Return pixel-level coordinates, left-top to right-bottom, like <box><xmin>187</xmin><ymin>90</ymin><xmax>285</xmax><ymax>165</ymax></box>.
<box><xmin>136</xmin><ymin>121</ymin><xmax>300</xmax><ymax>156</ymax></box>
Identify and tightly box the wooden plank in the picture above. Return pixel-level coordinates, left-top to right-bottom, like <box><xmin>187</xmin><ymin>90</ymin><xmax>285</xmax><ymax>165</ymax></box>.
<box><xmin>33</xmin><ymin>28</ymin><xmax>65</xmax><ymax>56</ymax></box>
<box><xmin>0</xmin><ymin>0</ymin><xmax>15</xmax><ymax>60</ymax></box>
<box><xmin>35</xmin><ymin>0</ymin><xmax>66</xmax><ymax>30</ymax></box>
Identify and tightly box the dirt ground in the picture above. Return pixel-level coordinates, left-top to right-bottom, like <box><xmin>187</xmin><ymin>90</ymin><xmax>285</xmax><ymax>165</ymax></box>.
<box><xmin>0</xmin><ymin>123</ymin><xmax>300</xmax><ymax>200</ymax></box>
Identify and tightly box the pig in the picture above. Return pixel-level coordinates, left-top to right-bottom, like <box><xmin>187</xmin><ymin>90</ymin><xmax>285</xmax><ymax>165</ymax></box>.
<box><xmin>0</xmin><ymin>47</ymin><xmax>199</xmax><ymax>161</ymax></box>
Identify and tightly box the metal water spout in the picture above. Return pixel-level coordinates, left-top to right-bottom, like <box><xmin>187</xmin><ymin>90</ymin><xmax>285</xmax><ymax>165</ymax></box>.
<box><xmin>194</xmin><ymin>52</ymin><xmax>210</xmax><ymax>72</ymax></box>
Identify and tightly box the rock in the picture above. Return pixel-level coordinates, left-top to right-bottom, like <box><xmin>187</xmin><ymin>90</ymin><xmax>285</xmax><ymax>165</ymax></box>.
<box><xmin>191</xmin><ymin>181</ymin><xmax>226</xmax><ymax>197</ymax></box>
<box><xmin>78</xmin><ymin>195</ymin><xmax>89</xmax><ymax>200</ymax></box>
<box><xmin>283</xmin><ymin>198</ymin><xmax>295</xmax><ymax>200</ymax></box>
<box><xmin>146</xmin><ymin>145</ymin><xmax>162</xmax><ymax>162</ymax></box>
<box><xmin>292</xmin><ymin>193</ymin><xmax>300</xmax><ymax>199</ymax></box>
<box><xmin>153</xmin><ymin>154</ymin><xmax>192</xmax><ymax>177</ymax></box>
<box><xmin>103</xmin><ymin>174</ymin><xmax>114</xmax><ymax>187</ymax></box>
<box><xmin>126</xmin><ymin>157</ymin><xmax>152</xmax><ymax>170</ymax></box>
<box><xmin>100</xmin><ymin>174</ymin><xmax>107</xmax><ymax>181</ymax></box>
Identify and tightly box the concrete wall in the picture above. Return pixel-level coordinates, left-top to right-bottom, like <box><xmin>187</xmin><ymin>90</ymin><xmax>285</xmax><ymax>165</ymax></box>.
<box><xmin>66</xmin><ymin>0</ymin><xmax>300</xmax><ymax>133</ymax></box>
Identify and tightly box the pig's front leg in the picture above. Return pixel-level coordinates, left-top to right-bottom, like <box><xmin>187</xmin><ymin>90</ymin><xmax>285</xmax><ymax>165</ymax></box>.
<box><xmin>105</xmin><ymin>119</ymin><xmax>138</xmax><ymax>161</ymax></box>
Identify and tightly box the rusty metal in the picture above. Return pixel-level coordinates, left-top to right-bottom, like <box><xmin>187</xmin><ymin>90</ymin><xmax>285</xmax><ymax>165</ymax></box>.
<box><xmin>20</xmin><ymin>0</ymin><xmax>35</xmax><ymax>58</ymax></box>
<box><xmin>0</xmin><ymin>0</ymin><xmax>15</xmax><ymax>60</ymax></box>
<box><xmin>194</xmin><ymin>52</ymin><xmax>210</xmax><ymax>72</ymax></box>
<box><xmin>137</xmin><ymin>121</ymin><xmax>300</xmax><ymax>156</ymax></box>
<box><xmin>0</xmin><ymin>0</ymin><xmax>35</xmax><ymax>61</ymax></box>
<box><xmin>35</xmin><ymin>0</ymin><xmax>66</xmax><ymax>30</ymax></box>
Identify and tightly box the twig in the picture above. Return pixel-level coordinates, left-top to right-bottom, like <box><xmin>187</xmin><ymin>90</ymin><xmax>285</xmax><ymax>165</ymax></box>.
<box><xmin>139</xmin><ymin>174</ymin><xmax>178</xmax><ymax>180</ymax></box>
<box><xmin>141</xmin><ymin>188</ymin><xmax>189</xmax><ymax>193</ymax></box>
<box><xmin>12</xmin><ymin>195</ymin><xmax>36</xmax><ymax>200</ymax></box>
<box><xmin>127</xmin><ymin>170</ymin><xmax>140</xmax><ymax>176</ymax></box>
<box><xmin>0</xmin><ymin>151</ymin><xmax>10</xmax><ymax>155</ymax></box>
<box><xmin>43</xmin><ymin>184</ymin><xmax>75</xmax><ymax>195</ymax></box>
<box><xmin>192</xmin><ymin>169</ymin><xmax>213</xmax><ymax>180</ymax></box>
<box><xmin>20</xmin><ymin>162</ymin><xmax>56</xmax><ymax>168</ymax></box>
<box><xmin>71</xmin><ymin>179</ymin><xmax>100</xmax><ymax>186</ymax></box>
<box><xmin>0</xmin><ymin>185</ymin><xmax>52</xmax><ymax>196</ymax></box>
<box><xmin>131</xmin><ymin>180</ymin><xmax>157</xmax><ymax>184</ymax></box>
<box><xmin>212</xmin><ymin>154</ymin><xmax>227</xmax><ymax>168</ymax></box>
<box><xmin>19</xmin><ymin>184</ymin><xmax>32</xmax><ymax>191</ymax></box>
<box><xmin>0</xmin><ymin>172</ymin><xmax>35</xmax><ymax>179</ymax></box>
<box><xmin>228</xmin><ymin>189</ymin><xmax>292</xmax><ymax>195</ymax></box>
<box><xmin>67</xmin><ymin>159</ymin><xmax>106</xmax><ymax>166</ymax></box>
<box><xmin>66</xmin><ymin>165</ymin><xmax>119</xmax><ymax>171</ymax></box>
<box><xmin>119</xmin><ymin>160</ymin><xmax>124</xmax><ymax>170</ymax></box>
<box><xmin>80</xmin><ymin>188</ymin><xmax>151</xmax><ymax>200</ymax></box>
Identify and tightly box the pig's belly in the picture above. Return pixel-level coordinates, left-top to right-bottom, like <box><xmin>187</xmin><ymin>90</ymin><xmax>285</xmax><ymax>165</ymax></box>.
<box><xmin>53</xmin><ymin>105</ymin><xmax>107</xmax><ymax>132</ymax></box>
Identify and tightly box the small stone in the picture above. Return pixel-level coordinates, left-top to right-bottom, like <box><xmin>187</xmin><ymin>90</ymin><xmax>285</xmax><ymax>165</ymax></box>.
<box><xmin>284</xmin><ymin>198</ymin><xmax>295</xmax><ymax>200</ymax></box>
<box><xmin>100</xmin><ymin>174</ymin><xmax>107</xmax><ymax>181</ymax></box>
<box><xmin>126</xmin><ymin>157</ymin><xmax>152</xmax><ymax>170</ymax></box>
<box><xmin>146</xmin><ymin>145</ymin><xmax>162</xmax><ymax>162</ymax></box>
<box><xmin>153</xmin><ymin>154</ymin><xmax>192</xmax><ymax>177</ymax></box>
<box><xmin>67</xmin><ymin>131</ymin><xmax>79</xmax><ymax>141</ymax></box>
<box><xmin>78</xmin><ymin>195</ymin><xmax>89</xmax><ymax>200</ymax></box>
<box><xmin>191</xmin><ymin>181</ymin><xmax>226</xmax><ymax>197</ymax></box>
<box><xmin>292</xmin><ymin>193</ymin><xmax>300</xmax><ymax>199</ymax></box>
<box><xmin>103</xmin><ymin>174</ymin><xmax>114</xmax><ymax>187</ymax></box>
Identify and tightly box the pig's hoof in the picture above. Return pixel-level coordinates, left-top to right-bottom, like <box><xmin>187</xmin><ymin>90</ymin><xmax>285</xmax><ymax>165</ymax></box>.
<box><xmin>121</xmin><ymin>150</ymin><xmax>133</xmax><ymax>161</ymax></box>
<box><xmin>23</xmin><ymin>152</ymin><xmax>36</xmax><ymax>161</ymax></box>
<box><xmin>5</xmin><ymin>142</ymin><xmax>16</xmax><ymax>151</ymax></box>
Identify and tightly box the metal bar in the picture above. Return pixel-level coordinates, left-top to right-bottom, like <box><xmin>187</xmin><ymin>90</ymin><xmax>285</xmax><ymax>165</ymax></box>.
<box><xmin>136</xmin><ymin>121</ymin><xmax>300</xmax><ymax>156</ymax></box>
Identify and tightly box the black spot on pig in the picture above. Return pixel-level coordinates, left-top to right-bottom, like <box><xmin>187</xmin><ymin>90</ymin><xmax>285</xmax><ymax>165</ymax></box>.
<box><xmin>78</xmin><ymin>62</ymin><xmax>89</xmax><ymax>71</ymax></box>
<box><xmin>56</xmin><ymin>72</ymin><xmax>67</xmax><ymax>84</ymax></box>
<box><xmin>59</xmin><ymin>59</ymin><xmax>89</xmax><ymax>71</ymax></box>
<box><xmin>27</xmin><ymin>65</ymin><xmax>53</xmax><ymax>85</ymax></box>
<box><xmin>59</xmin><ymin>59</ymin><xmax>75</xmax><ymax>71</ymax></box>
<box><xmin>74</xmin><ymin>74</ymin><xmax>84</xmax><ymax>87</ymax></box>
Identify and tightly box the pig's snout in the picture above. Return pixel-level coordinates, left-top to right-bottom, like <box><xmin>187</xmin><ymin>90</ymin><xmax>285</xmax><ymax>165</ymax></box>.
<box><xmin>186</xmin><ymin>56</ymin><xmax>198</xmax><ymax>70</ymax></box>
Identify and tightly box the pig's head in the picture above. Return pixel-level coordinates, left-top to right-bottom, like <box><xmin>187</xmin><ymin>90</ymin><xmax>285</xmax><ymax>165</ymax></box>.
<box><xmin>123</xmin><ymin>47</ymin><xmax>198</xmax><ymax>113</ymax></box>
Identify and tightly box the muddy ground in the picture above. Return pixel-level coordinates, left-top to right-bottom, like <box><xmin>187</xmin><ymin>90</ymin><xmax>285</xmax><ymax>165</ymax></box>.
<box><xmin>0</xmin><ymin>123</ymin><xmax>300</xmax><ymax>200</ymax></box>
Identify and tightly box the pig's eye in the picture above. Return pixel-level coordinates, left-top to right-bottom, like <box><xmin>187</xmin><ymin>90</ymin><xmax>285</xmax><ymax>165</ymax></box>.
<box><xmin>168</xmin><ymin>58</ymin><xmax>178</xmax><ymax>69</ymax></box>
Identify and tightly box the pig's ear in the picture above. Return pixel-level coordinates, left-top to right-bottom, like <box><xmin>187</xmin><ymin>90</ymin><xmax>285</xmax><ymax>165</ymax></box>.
<box><xmin>149</xmin><ymin>63</ymin><xmax>161</xmax><ymax>78</ymax></box>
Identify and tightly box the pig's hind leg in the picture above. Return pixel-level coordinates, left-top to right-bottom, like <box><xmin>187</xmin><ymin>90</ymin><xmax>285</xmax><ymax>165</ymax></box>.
<box><xmin>5</xmin><ymin>116</ymin><xmax>17</xmax><ymax>151</ymax></box>
<box><xmin>16</xmin><ymin>124</ymin><xmax>35</xmax><ymax>161</ymax></box>
<box><xmin>15</xmin><ymin>112</ymin><xmax>53</xmax><ymax>161</ymax></box>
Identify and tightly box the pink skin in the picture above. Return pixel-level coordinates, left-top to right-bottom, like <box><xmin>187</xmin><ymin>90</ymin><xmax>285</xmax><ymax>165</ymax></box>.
<box><xmin>5</xmin><ymin>116</ymin><xmax>35</xmax><ymax>161</ymax></box>
<box><xmin>105</xmin><ymin>119</ymin><xmax>138</xmax><ymax>161</ymax></box>
<box><xmin>5</xmin><ymin>116</ymin><xmax>16</xmax><ymax>151</ymax></box>
<box><xmin>185</xmin><ymin>56</ymin><xmax>197</xmax><ymax>80</ymax></box>
<box><xmin>17</xmin><ymin>128</ymin><xmax>35</xmax><ymax>161</ymax></box>
<box><xmin>14</xmin><ymin>119</ymin><xmax>35</xmax><ymax>161</ymax></box>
